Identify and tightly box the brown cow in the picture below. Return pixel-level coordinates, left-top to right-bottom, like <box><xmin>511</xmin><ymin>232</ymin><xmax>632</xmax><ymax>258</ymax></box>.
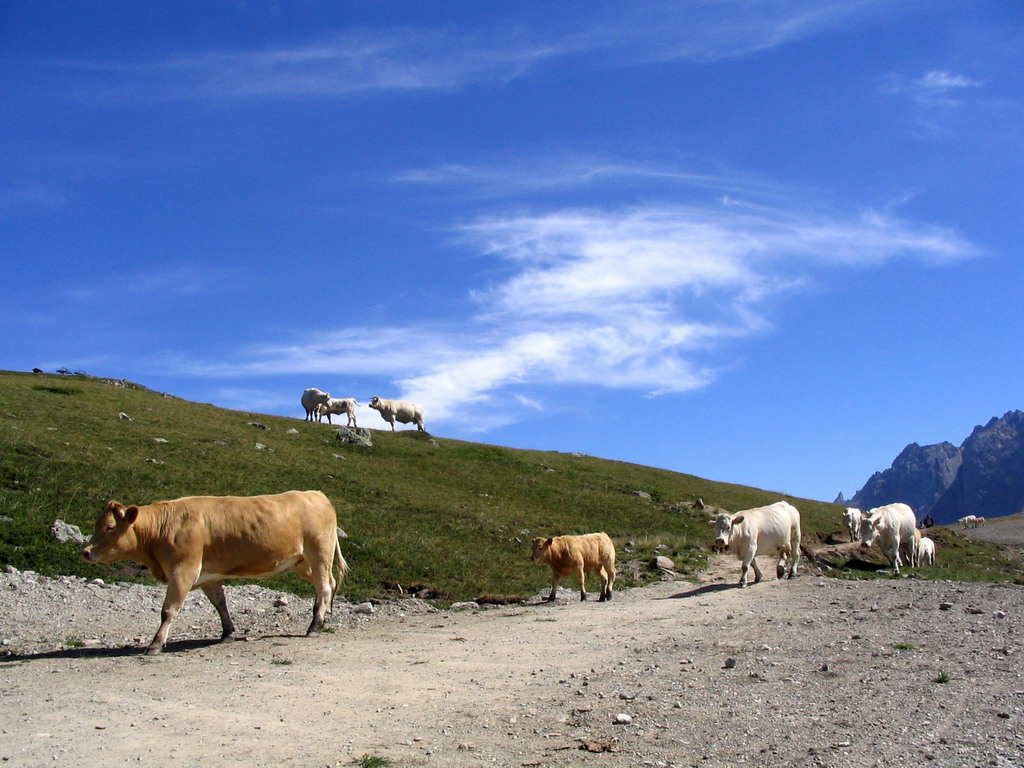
<box><xmin>81</xmin><ymin>490</ymin><xmax>348</xmax><ymax>655</ymax></box>
<box><xmin>531</xmin><ymin>532</ymin><xmax>616</xmax><ymax>602</ymax></box>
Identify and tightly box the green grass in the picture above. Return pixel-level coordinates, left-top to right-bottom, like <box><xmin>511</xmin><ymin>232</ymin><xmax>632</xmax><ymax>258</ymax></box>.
<box><xmin>0</xmin><ymin>370</ymin><xmax>1020</xmax><ymax>603</ymax></box>
<box><xmin>933</xmin><ymin>671</ymin><xmax>952</xmax><ymax>684</ymax></box>
<box><xmin>892</xmin><ymin>642</ymin><xmax>916</xmax><ymax>651</ymax></box>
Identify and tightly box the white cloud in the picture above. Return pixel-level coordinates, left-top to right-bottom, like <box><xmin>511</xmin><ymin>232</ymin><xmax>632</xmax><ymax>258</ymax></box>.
<box><xmin>884</xmin><ymin>69</ymin><xmax>985</xmax><ymax>110</ymax></box>
<box><xmin>61</xmin><ymin>1</ymin><xmax>904</xmax><ymax>102</ymax></box>
<box><xmin>182</xmin><ymin>185</ymin><xmax>978</xmax><ymax>430</ymax></box>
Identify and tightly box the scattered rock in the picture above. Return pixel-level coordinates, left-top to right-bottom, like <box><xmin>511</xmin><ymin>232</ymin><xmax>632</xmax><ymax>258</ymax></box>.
<box><xmin>723</xmin><ymin>657</ymin><xmax>738</xmax><ymax>669</ymax></box>
<box><xmin>450</xmin><ymin>601</ymin><xmax>480</xmax><ymax>611</ymax></box>
<box><xmin>285</xmin><ymin>428</ymin><xmax>300</xmax><ymax>435</ymax></box>
<box><xmin>940</xmin><ymin>602</ymin><xmax>955</xmax><ymax>611</ymax></box>
<box><xmin>336</xmin><ymin>427</ymin><xmax>372</xmax><ymax>447</ymax></box>
<box><xmin>118</xmin><ymin>412</ymin><xmax>132</xmax><ymax>422</ymax></box>
<box><xmin>613</xmin><ymin>713</ymin><xmax>633</xmax><ymax>725</ymax></box>
<box><xmin>352</xmin><ymin>602</ymin><xmax>375</xmax><ymax>615</ymax></box>
<box><xmin>153</xmin><ymin>437</ymin><xmax>168</xmax><ymax>443</ymax></box>
<box><xmin>652</xmin><ymin>556</ymin><xmax>675</xmax><ymax>572</ymax></box>
<box><xmin>247</xmin><ymin>422</ymin><xmax>271</xmax><ymax>430</ymax></box>
<box><xmin>50</xmin><ymin>519</ymin><xmax>87</xmax><ymax>544</ymax></box>
<box><xmin>634</xmin><ymin>491</ymin><xmax>652</xmax><ymax>500</ymax></box>
<box><xmin>274</xmin><ymin>596</ymin><xmax>289</xmax><ymax>607</ymax></box>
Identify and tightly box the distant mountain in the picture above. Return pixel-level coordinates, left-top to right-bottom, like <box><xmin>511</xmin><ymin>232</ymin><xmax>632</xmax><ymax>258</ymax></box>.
<box><xmin>850</xmin><ymin>411</ymin><xmax>1024</xmax><ymax>525</ymax></box>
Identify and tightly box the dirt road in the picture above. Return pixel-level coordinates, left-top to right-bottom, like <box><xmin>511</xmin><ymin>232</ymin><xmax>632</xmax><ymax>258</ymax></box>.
<box><xmin>2</xmin><ymin>557</ymin><xmax>1023</xmax><ymax>767</ymax></box>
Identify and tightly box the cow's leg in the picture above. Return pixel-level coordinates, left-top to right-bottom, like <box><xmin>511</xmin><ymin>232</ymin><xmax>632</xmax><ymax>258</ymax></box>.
<box><xmin>738</xmin><ymin>551</ymin><xmax>754</xmax><ymax>587</ymax></box>
<box><xmin>776</xmin><ymin>548</ymin><xmax>789</xmax><ymax>580</ymax></box>
<box><xmin>547</xmin><ymin>572</ymin><xmax>561</xmax><ymax>602</ymax></box>
<box><xmin>148</xmin><ymin>566</ymin><xmax>198</xmax><ymax>655</ymax></box>
<box><xmin>891</xmin><ymin>547</ymin><xmax>902</xmax><ymax>574</ymax></box>
<box><xmin>292</xmin><ymin>549</ymin><xmax>333</xmax><ymax>635</ymax></box>
<box><xmin>577</xmin><ymin>565</ymin><xmax>587</xmax><ymax>601</ymax></box>
<box><xmin>750</xmin><ymin>556</ymin><xmax>763</xmax><ymax>584</ymax></box>
<box><xmin>200</xmin><ymin>582</ymin><xmax>235</xmax><ymax>641</ymax></box>
<box><xmin>599</xmin><ymin>563</ymin><xmax>614</xmax><ymax>601</ymax></box>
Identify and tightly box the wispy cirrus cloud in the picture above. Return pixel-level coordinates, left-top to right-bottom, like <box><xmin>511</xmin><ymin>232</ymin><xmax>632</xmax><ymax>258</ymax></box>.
<box><xmin>64</xmin><ymin>263</ymin><xmax>240</xmax><ymax>301</ymax></box>
<box><xmin>57</xmin><ymin>1</ymin><xmax>905</xmax><ymax>103</ymax></box>
<box><xmin>884</xmin><ymin>69</ymin><xmax>985</xmax><ymax>109</ymax></box>
<box><xmin>184</xmin><ymin>173</ymin><xmax>979</xmax><ymax>430</ymax></box>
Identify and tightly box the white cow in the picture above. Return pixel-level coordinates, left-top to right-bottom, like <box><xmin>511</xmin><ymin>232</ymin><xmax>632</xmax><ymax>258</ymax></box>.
<box><xmin>843</xmin><ymin>507</ymin><xmax>863</xmax><ymax>543</ymax></box>
<box><xmin>917</xmin><ymin>536</ymin><xmax>936</xmax><ymax>566</ymax></box>
<box><xmin>972</xmin><ymin>516</ymin><xmax>986</xmax><ymax>528</ymax></box>
<box><xmin>368</xmin><ymin>396</ymin><xmax>426</xmax><ymax>432</ymax></box>
<box><xmin>958</xmin><ymin>515</ymin><xmax>977</xmax><ymax>529</ymax></box>
<box><xmin>861</xmin><ymin>503</ymin><xmax>917</xmax><ymax>574</ymax></box>
<box><xmin>301</xmin><ymin>388</ymin><xmax>331</xmax><ymax>422</ymax></box>
<box><xmin>316</xmin><ymin>397</ymin><xmax>358</xmax><ymax>427</ymax></box>
<box><xmin>709</xmin><ymin>501</ymin><xmax>802</xmax><ymax>588</ymax></box>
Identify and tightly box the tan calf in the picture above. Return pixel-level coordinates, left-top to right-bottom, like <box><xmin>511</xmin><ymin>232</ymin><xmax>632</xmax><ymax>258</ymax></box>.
<box><xmin>531</xmin><ymin>532</ymin><xmax>616</xmax><ymax>602</ymax></box>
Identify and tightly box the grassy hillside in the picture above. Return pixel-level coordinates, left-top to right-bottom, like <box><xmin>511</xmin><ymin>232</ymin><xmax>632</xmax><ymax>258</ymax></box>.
<box><xmin>1</xmin><ymin>370</ymin><xmax>1019</xmax><ymax>602</ymax></box>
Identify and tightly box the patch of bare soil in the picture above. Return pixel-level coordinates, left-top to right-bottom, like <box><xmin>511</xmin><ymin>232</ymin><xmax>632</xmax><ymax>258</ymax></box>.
<box><xmin>2</xmin><ymin>553</ymin><xmax>1023</xmax><ymax>767</ymax></box>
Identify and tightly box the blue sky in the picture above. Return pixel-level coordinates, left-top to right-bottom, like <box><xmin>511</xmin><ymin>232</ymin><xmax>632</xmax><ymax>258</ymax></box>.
<box><xmin>3</xmin><ymin>1</ymin><xmax>1022</xmax><ymax>503</ymax></box>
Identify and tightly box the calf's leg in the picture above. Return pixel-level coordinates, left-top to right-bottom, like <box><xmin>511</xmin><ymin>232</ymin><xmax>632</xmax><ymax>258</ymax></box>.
<box><xmin>547</xmin><ymin>571</ymin><xmax>561</xmax><ymax>602</ymax></box>
<box><xmin>576</xmin><ymin>565</ymin><xmax>587</xmax><ymax>601</ymax></box>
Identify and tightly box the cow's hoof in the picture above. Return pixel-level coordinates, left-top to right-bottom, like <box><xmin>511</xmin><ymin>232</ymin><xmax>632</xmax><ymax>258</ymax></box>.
<box><xmin>145</xmin><ymin>645</ymin><xmax>162</xmax><ymax>656</ymax></box>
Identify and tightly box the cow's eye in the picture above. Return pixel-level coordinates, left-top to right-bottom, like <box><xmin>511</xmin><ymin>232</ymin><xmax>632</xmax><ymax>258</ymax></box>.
<box><xmin>105</xmin><ymin>524</ymin><xmax>116</xmax><ymax>531</ymax></box>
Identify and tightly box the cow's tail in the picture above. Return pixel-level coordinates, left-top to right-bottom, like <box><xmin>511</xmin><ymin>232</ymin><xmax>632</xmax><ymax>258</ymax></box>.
<box><xmin>331</xmin><ymin>537</ymin><xmax>349</xmax><ymax>613</ymax></box>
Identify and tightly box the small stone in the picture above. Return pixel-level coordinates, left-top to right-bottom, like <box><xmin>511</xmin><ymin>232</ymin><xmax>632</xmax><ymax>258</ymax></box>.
<box><xmin>723</xmin><ymin>657</ymin><xmax>738</xmax><ymax>669</ymax></box>
<box><xmin>613</xmin><ymin>713</ymin><xmax>632</xmax><ymax>725</ymax></box>
<box><xmin>994</xmin><ymin>611</ymin><xmax>1006</xmax><ymax>619</ymax></box>
<box><xmin>274</xmin><ymin>596</ymin><xmax>289</xmax><ymax>607</ymax></box>
<box><xmin>153</xmin><ymin>437</ymin><xmax>168</xmax><ymax>443</ymax></box>
<box><xmin>352</xmin><ymin>602</ymin><xmax>375</xmax><ymax>615</ymax></box>
<box><xmin>118</xmin><ymin>412</ymin><xmax>132</xmax><ymax>421</ymax></box>
<box><xmin>939</xmin><ymin>602</ymin><xmax>954</xmax><ymax>611</ymax></box>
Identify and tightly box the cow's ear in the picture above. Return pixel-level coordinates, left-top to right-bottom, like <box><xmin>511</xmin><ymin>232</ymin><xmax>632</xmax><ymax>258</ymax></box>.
<box><xmin>731</xmin><ymin>514</ymin><xmax>745</xmax><ymax>526</ymax></box>
<box><xmin>124</xmin><ymin>506</ymin><xmax>140</xmax><ymax>526</ymax></box>
<box><xmin>545</xmin><ymin>537</ymin><xmax>554</xmax><ymax>546</ymax></box>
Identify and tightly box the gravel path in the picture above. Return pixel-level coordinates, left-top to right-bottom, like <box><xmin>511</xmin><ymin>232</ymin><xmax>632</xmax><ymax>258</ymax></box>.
<box><xmin>2</xmin><ymin>558</ymin><xmax>1023</xmax><ymax>767</ymax></box>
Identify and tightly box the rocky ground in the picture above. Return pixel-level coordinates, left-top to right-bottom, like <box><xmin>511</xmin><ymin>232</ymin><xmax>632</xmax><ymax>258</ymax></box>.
<box><xmin>2</xmin><ymin>547</ymin><xmax>1023</xmax><ymax>767</ymax></box>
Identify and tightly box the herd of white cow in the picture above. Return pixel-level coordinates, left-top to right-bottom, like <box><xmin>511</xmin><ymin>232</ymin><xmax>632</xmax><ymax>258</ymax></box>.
<box><xmin>300</xmin><ymin>388</ymin><xmax>427</xmax><ymax>433</ymax></box>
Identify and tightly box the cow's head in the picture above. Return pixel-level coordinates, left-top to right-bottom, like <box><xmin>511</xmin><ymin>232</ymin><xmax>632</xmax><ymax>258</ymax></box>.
<box><xmin>709</xmin><ymin>513</ymin><xmax>744</xmax><ymax>550</ymax></box>
<box><xmin>369</xmin><ymin>396</ymin><xmax>381</xmax><ymax>410</ymax></box>
<box><xmin>860</xmin><ymin>512</ymin><xmax>880</xmax><ymax>548</ymax></box>
<box><xmin>531</xmin><ymin>537</ymin><xmax>553</xmax><ymax>562</ymax></box>
<box><xmin>81</xmin><ymin>500</ymin><xmax>141</xmax><ymax>563</ymax></box>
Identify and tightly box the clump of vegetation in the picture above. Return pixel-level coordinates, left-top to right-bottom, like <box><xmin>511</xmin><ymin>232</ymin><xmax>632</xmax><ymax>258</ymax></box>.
<box><xmin>892</xmin><ymin>642</ymin><xmax>916</xmax><ymax>651</ymax></box>
<box><xmin>352</xmin><ymin>755</ymin><xmax>391</xmax><ymax>768</ymax></box>
<box><xmin>933</xmin><ymin>671</ymin><xmax>952</xmax><ymax>684</ymax></box>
